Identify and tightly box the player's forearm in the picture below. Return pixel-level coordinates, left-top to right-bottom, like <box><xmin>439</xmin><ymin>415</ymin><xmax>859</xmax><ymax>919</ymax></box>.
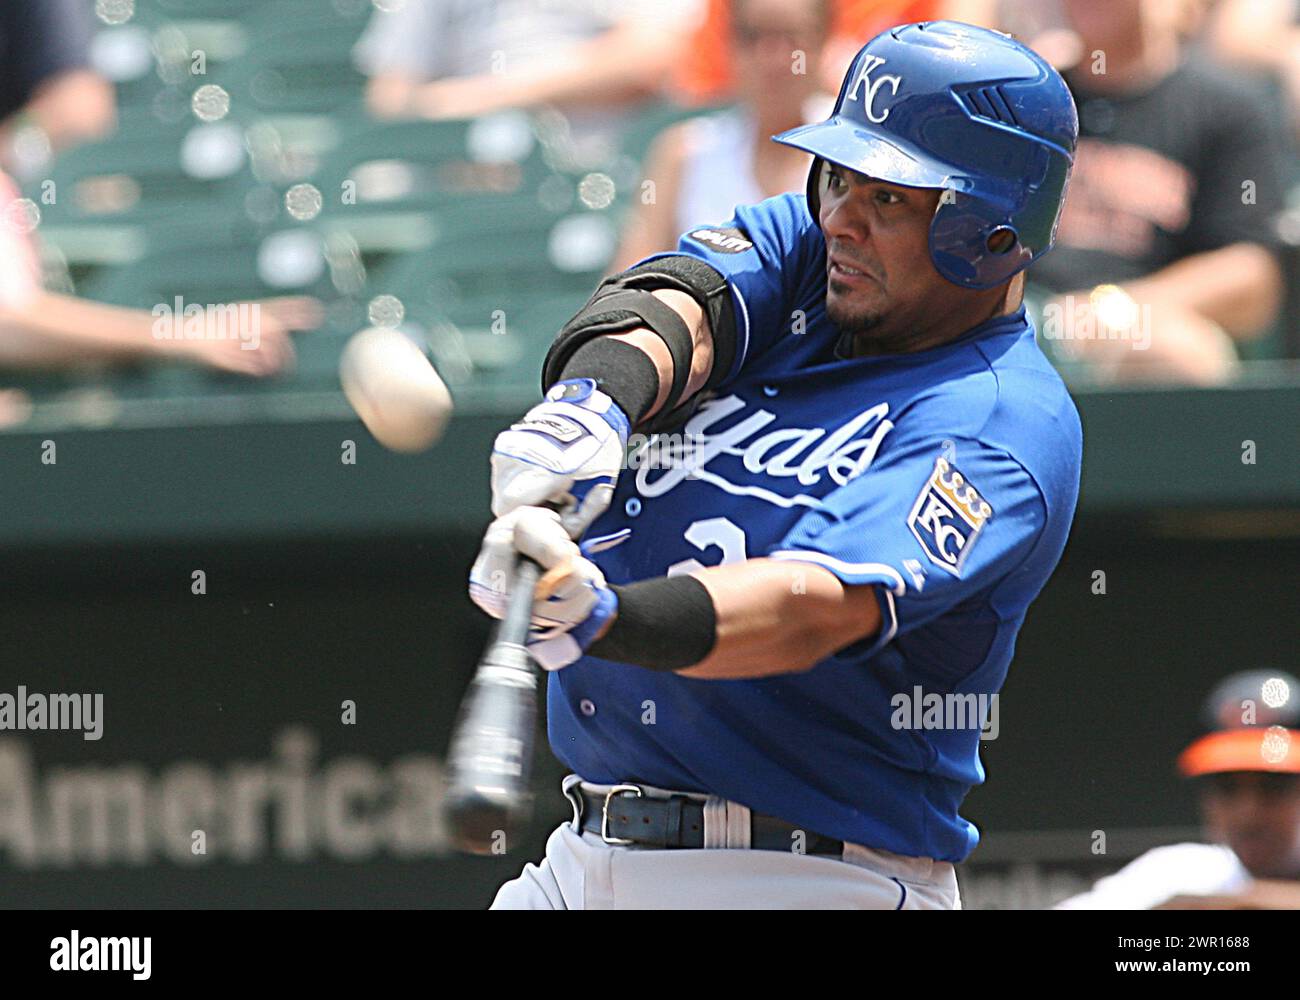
<box><xmin>0</xmin><ymin>291</ymin><xmax>168</xmax><ymax>368</ymax></box>
<box><xmin>680</xmin><ymin>560</ymin><xmax>880</xmax><ymax>679</ymax></box>
<box><xmin>560</xmin><ymin>288</ymin><xmax>714</xmax><ymax>426</ymax></box>
<box><xmin>1123</xmin><ymin>243</ymin><xmax>1284</xmax><ymax>339</ymax></box>
<box><xmin>589</xmin><ymin>560</ymin><xmax>880</xmax><ymax>680</ymax></box>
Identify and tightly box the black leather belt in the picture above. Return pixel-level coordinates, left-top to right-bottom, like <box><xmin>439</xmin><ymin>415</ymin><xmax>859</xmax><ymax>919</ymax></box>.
<box><xmin>568</xmin><ymin>783</ymin><xmax>844</xmax><ymax>855</ymax></box>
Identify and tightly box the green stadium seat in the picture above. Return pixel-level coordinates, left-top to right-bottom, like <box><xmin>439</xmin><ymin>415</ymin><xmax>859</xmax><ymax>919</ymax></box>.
<box><xmin>328</xmin><ymin>215</ymin><xmax>599</xmax><ymax>316</ymax></box>
<box><xmin>370</xmin><ymin>235</ymin><xmax>596</xmax><ymax>386</ymax></box>
<box><xmin>79</xmin><ymin>225</ymin><xmax>337</xmax><ymax>309</ymax></box>
<box><xmin>151</xmin><ymin>0</ymin><xmax>264</xmax><ymax>16</ymax></box>
<box><xmin>92</xmin><ymin>11</ymin><xmax>254</xmax><ymax>112</ymax></box>
<box><xmin>31</xmin><ymin>106</ymin><xmax>257</xmax><ymax>234</ymax></box>
<box><xmin>239</xmin><ymin>0</ymin><xmax>371</xmax><ymax>31</ymax></box>
<box><xmin>616</xmin><ymin>101</ymin><xmax>726</xmax><ymax>166</ymax></box>
<box><xmin>310</xmin><ymin>112</ymin><xmax>557</xmax><ymax>225</ymax></box>
<box><xmin>205</xmin><ymin>3</ymin><xmax>369</xmax><ymax>116</ymax></box>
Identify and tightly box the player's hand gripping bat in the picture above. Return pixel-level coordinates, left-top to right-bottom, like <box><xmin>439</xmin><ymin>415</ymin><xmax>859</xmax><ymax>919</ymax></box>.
<box><xmin>444</xmin><ymin>553</ymin><xmax>545</xmax><ymax>854</ymax></box>
<box><xmin>445</xmin><ymin>485</ymin><xmax>612</xmax><ymax>854</ymax></box>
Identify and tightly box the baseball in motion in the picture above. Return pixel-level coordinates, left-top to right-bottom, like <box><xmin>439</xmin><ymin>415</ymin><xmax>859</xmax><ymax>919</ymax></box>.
<box><xmin>340</xmin><ymin>327</ymin><xmax>453</xmax><ymax>452</ymax></box>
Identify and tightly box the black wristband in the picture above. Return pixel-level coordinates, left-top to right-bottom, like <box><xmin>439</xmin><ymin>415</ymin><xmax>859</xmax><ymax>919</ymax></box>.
<box><xmin>556</xmin><ymin>336</ymin><xmax>660</xmax><ymax>427</ymax></box>
<box><xmin>587</xmin><ymin>574</ymin><xmax>717</xmax><ymax>672</ymax></box>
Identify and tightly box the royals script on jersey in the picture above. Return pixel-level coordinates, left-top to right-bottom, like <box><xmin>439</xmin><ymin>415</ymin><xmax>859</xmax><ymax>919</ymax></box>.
<box><xmin>549</xmin><ymin>194</ymin><xmax>1082</xmax><ymax>862</ymax></box>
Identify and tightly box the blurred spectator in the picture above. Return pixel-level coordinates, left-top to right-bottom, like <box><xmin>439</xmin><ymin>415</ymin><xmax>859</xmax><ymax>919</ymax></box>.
<box><xmin>1025</xmin><ymin>0</ymin><xmax>1288</xmax><ymax>385</ymax></box>
<box><xmin>673</xmin><ymin>0</ymin><xmax>997</xmax><ymax>106</ymax></box>
<box><xmin>615</xmin><ymin>0</ymin><xmax>834</xmax><ymax>269</ymax></box>
<box><xmin>354</xmin><ymin>0</ymin><xmax>702</xmax><ymax>164</ymax></box>
<box><xmin>1058</xmin><ymin>671</ymin><xmax>1300</xmax><ymax>910</ymax></box>
<box><xmin>0</xmin><ymin>0</ymin><xmax>116</xmax><ymax>181</ymax></box>
<box><xmin>991</xmin><ymin>0</ymin><xmax>1082</xmax><ymax>66</ymax></box>
<box><xmin>0</xmin><ymin>170</ymin><xmax>320</xmax><ymax>382</ymax></box>
<box><xmin>1207</xmin><ymin>0</ymin><xmax>1300</xmax><ymax>137</ymax></box>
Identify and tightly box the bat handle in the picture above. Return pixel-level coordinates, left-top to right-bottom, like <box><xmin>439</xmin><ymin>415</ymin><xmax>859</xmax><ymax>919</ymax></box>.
<box><xmin>497</xmin><ymin>556</ymin><xmax>542</xmax><ymax>647</ymax></box>
<box><xmin>445</xmin><ymin>500</ymin><xmax>585</xmax><ymax>854</ymax></box>
<box><xmin>443</xmin><ymin>555</ymin><xmax>543</xmax><ymax>853</ymax></box>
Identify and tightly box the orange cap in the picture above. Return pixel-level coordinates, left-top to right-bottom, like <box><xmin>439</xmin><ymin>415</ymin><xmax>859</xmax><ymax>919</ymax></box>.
<box><xmin>1178</xmin><ymin>671</ymin><xmax>1300</xmax><ymax>777</ymax></box>
<box><xmin>1178</xmin><ymin>726</ymin><xmax>1300</xmax><ymax>777</ymax></box>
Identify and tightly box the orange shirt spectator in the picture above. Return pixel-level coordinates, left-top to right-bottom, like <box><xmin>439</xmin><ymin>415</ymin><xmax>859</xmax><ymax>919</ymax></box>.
<box><xmin>674</xmin><ymin>0</ymin><xmax>961</xmax><ymax>105</ymax></box>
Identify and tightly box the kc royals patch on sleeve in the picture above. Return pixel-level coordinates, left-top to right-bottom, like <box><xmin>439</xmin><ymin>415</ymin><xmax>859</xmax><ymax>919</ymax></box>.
<box><xmin>906</xmin><ymin>455</ymin><xmax>993</xmax><ymax>578</ymax></box>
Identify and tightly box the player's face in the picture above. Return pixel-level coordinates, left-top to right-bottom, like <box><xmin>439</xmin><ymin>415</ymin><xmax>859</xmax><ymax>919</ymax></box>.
<box><xmin>1198</xmin><ymin>771</ymin><xmax>1300</xmax><ymax>879</ymax></box>
<box><xmin>818</xmin><ymin>163</ymin><xmax>960</xmax><ymax>347</ymax></box>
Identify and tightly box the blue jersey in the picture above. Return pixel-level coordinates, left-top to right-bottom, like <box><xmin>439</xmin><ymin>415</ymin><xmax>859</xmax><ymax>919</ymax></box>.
<box><xmin>548</xmin><ymin>193</ymin><xmax>1082</xmax><ymax>863</ymax></box>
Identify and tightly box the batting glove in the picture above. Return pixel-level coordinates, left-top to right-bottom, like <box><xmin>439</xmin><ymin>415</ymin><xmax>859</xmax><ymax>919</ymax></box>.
<box><xmin>468</xmin><ymin>506</ymin><xmax>618</xmax><ymax>671</ymax></box>
<box><xmin>490</xmin><ymin>379</ymin><xmax>628</xmax><ymax>537</ymax></box>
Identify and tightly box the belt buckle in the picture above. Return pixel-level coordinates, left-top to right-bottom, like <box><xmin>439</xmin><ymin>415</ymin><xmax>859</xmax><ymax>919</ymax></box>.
<box><xmin>601</xmin><ymin>784</ymin><xmax>644</xmax><ymax>845</ymax></box>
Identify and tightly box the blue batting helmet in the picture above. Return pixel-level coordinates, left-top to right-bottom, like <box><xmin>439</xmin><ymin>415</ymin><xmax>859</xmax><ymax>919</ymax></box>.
<box><xmin>774</xmin><ymin>20</ymin><xmax>1078</xmax><ymax>290</ymax></box>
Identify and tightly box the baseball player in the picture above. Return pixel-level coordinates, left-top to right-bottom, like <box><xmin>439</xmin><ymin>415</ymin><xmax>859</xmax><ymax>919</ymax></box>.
<box><xmin>1059</xmin><ymin>670</ymin><xmax>1300</xmax><ymax>910</ymax></box>
<box><xmin>469</xmin><ymin>21</ymin><xmax>1082</xmax><ymax>909</ymax></box>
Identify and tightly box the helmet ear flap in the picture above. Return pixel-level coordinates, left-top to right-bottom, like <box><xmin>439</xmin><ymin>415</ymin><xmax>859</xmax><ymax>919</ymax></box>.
<box><xmin>929</xmin><ymin>190</ymin><xmax>1033</xmax><ymax>289</ymax></box>
<box><xmin>806</xmin><ymin>157</ymin><xmax>827</xmax><ymax>227</ymax></box>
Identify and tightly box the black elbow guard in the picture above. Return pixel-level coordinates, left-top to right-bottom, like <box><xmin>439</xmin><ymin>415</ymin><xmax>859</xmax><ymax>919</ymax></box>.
<box><xmin>541</xmin><ymin>255</ymin><xmax>738</xmax><ymax>433</ymax></box>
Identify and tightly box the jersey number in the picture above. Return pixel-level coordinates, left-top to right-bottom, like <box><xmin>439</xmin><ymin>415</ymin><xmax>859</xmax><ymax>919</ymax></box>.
<box><xmin>667</xmin><ymin>517</ymin><xmax>748</xmax><ymax>577</ymax></box>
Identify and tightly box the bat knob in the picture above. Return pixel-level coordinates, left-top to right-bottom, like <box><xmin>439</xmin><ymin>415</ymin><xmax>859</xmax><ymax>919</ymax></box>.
<box><xmin>443</xmin><ymin>786</ymin><xmax>532</xmax><ymax>855</ymax></box>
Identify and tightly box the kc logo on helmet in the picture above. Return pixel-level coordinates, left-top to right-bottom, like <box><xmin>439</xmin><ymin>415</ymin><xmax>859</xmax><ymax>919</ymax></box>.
<box><xmin>844</xmin><ymin>55</ymin><xmax>902</xmax><ymax>124</ymax></box>
<box><xmin>907</xmin><ymin>456</ymin><xmax>992</xmax><ymax>577</ymax></box>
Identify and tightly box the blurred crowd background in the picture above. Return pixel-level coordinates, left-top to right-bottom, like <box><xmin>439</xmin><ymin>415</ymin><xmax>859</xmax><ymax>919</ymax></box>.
<box><xmin>0</xmin><ymin>0</ymin><xmax>1297</xmax><ymax>419</ymax></box>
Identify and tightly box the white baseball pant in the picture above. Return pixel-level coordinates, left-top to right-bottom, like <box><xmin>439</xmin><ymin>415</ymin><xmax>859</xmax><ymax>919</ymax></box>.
<box><xmin>490</xmin><ymin>776</ymin><xmax>962</xmax><ymax>910</ymax></box>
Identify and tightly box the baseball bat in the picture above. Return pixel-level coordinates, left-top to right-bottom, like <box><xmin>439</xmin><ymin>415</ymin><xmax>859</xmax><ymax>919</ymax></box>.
<box><xmin>443</xmin><ymin>555</ymin><xmax>543</xmax><ymax>854</ymax></box>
